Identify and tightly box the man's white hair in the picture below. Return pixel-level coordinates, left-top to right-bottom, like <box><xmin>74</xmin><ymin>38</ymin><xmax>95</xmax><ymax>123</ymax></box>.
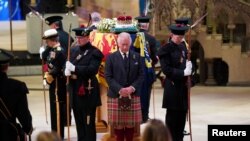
<box><xmin>117</xmin><ymin>32</ymin><xmax>132</xmax><ymax>45</ymax></box>
<box><xmin>91</xmin><ymin>12</ymin><xmax>101</xmax><ymax>22</ymax></box>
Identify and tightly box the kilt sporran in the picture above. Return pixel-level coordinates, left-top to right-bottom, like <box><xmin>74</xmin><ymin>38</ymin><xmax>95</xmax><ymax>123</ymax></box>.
<box><xmin>118</xmin><ymin>95</ymin><xmax>131</xmax><ymax>111</ymax></box>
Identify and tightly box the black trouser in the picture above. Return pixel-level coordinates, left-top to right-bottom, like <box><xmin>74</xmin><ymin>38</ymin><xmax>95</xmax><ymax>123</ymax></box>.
<box><xmin>49</xmin><ymin>77</ymin><xmax>66</xmax><ymax>139</ymax></box>
<box><xmin>140</xmin><ymin>80</ymin><xmax>152</xmax><ymax>121</ymax></box>
<box><xmin>165</xmin><ymin>109</ymin><xmax>187</xmax><ymax>141</ymax></box>
<box><xmin>140</xmin><ymin>70</ymin><xmax>154</xmax><ymax>122</ymax></box>
<box><xmin>72</xmin><ymin>97</ymin><xmax>97</xmax><ymax>141</ymax></box>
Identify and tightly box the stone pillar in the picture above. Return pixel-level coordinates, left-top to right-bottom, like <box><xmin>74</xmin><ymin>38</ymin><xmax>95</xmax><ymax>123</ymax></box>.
<box><xmin>204</xmin><ymin>58</ymin><xmax>217</xmax><ymax>85</ymax></box>
<box><xmin>26</xmin><ymin>13</ymin><xmax>43</xmax><ymax>54</ymax></box>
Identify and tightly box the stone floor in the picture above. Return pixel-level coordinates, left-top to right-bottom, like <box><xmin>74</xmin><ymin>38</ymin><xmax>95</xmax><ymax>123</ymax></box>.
<box><xmin>9</xmin><ymin>75</ymin><xmax>250</xmax><ymax>141</ymax></box>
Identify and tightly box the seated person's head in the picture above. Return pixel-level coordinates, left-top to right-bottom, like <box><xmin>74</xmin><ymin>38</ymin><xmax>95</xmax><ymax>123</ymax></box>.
<box><xmin>142</xmin><ymin>119</ymin><xmax>172</xmax><ymax>141</ymax></box>
<box><xmin>91</xmin><ymin>12</ymin><xmax>101</xmax><ymax>23</ymax></box>
<box><xmin>36</xmin><ymin>131</ymin><xmax>61</xmax><ymax>141</ymax></box>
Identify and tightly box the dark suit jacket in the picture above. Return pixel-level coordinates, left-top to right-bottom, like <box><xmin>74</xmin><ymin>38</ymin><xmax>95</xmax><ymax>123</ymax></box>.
<box><xmin>105</xmin><ymin>50</ymin><xmax>144</xmax><ymax>98</ymax></box>
<box><xmin>0</xmin><ymin>72</ymin><xmax>33</xmax><ymax>140</ymax></box>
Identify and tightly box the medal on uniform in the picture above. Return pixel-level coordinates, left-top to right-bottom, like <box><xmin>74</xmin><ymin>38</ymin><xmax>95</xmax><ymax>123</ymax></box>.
<box><xmin>50</xmin><ymin>51</ymin><xmax>56</xmax><ymax>59</ymax></box>
<box><xmin>76</xmin><ymin>54</ymin><xmax>82</xmax><ymax>60</ymax></box>
<box><xmin>87</xmin><ymin>115</ymin><xmax>90</xmax><ymax>125</ymax></box>
<box><xmin>84</xmin><ymin>50</ymin><xmax>88</xmax><ymax>56</ymax></box>
<box><xmin>180</xmin><ymin>57</ymin><xmax>183</xmax><ymax>63</ymax></box>
<box><xmin>180</xmin><ymin>51</ymin><xmax>185</xmax><ymax>63</ymax></box>
<box><xmin>182</xmin><ymin>51</ymin><xmax>186</xmax><ymax>58</ymax></box>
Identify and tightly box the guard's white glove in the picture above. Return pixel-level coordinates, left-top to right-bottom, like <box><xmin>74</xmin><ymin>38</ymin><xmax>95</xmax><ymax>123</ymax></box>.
<box><xmin>184</xmin><ymin>61</ymin><xmax>192</xmax><ymax>76</ymax></box>
<box><xmin>64</xmin><ymin>68</ymin><xmax>71</xmax><ymax>76</ymax></box>
<box><xmin>43</xmin><ymin>79</ymin><xmax>48</xmax><ymax>86</ymax></box>
<box><xmin>39</xmin><ymin>46</ymin><xmax>45</xmax><ymax>59</ymax></box>
<box><xmin>66</xmin><ymin>61</ymin><xmax>75</xmax><ymax>72</ymax></box>
<box><xmin>186</xmin><ymin>61</ymin><xmax>192</xmax><ymax>69</ymax></box>
<box><xmin>184</xmin><ymin>67</ymin><xmax>192</xmax><ymax>76</ymax></box>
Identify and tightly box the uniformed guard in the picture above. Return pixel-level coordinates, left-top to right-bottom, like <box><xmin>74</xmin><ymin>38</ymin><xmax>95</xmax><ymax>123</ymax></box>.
<box><xmin>157</xmin><ymin>24</ymin><xmax>193</xmax><ymax>141</ymax></box>
<box><xmin>64</xmin><ymin>27</ymin><xmax>104</xmax><ymax>141</ymax></box>
<box><xmin>45</xmin><ymin>16</ymin><xmax>74</xmax><ymax>126</ymax></box>
<box><xmin>45</xmin><ymin>15</ymin><xmax>74</xmax><ymax>55</ymax></box>
<box><xmin>41</xmin><ymin>29</ymin><xmax>66</xmax><ymax>139</ymax></box>
<box><xmin>0</xmin><ymin>49</ymin><xmax>33</xmax><ymax>141</ymax></box>
<box><xmin>135</xmin><ymin>15</ymin><xmax>158</xmax><ymax>123</ymax></box>
<box><xmin>175</xmin><ymin>17</ymin><xmax>192</xmax><ymax>136</ymax></box>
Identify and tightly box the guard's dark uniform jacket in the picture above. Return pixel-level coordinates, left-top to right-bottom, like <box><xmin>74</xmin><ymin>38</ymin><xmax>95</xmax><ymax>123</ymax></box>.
<box><xmin>158</xmin><ymin>40</ymin><xmax>188</xmax><ymax>110</ymax></box>
<box><xmin>157</xmin><ymin>40</ymin><xmax>188</xmax><ymax>141</ymax></box>
<box><xmin>57</xmin><ymin>28</ymin><xmax>74</xmax><ymax>55</ymax></box>
<box><xmin>69</xmin><ymin>42</ymin><xmax>104</xmax><ymax>141</ymax></box>
<box><xmin>0</xmin><ymin>72</ymin><xmax>33</xmax><ymax>141</ymax></box>
<box><xmin>42</xmin><ymin>45</ymin><xmax>66</xmax><ymax>139</ymax></box>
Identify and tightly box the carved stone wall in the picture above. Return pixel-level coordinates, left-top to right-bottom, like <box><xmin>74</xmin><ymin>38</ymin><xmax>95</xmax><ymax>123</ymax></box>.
<box><xmin>150</xmin><ymin>0</ymin><xmax>250</xmax><ymax>84</ymax></box>
<box><xmin>150</xmin><ymin>0</ymin><xmax>206</xmax><ymax>37</ymax></box>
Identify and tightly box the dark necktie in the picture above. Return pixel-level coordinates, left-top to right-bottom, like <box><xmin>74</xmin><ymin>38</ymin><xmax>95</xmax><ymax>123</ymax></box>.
<box><xmin>123</xmin><ymin>53</ymin><xmax>128</xmax><ymax>71</ymax></box>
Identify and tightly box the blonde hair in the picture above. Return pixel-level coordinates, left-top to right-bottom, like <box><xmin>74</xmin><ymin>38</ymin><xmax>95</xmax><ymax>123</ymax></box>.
<box><xmin>142</xmin><ymin>119</ymin><xmax>172</xmax><ymax>141</ymax></box>
<box><xmin>36</xmin><ymin>131</ymin><xmax>61</xmax><ymax>141</ymax></box>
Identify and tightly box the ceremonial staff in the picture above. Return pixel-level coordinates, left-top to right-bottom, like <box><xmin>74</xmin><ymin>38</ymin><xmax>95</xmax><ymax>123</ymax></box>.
<box><xmin>8</xmin><ymin>0</ymin><xmax>13</xmax><ymax>51</ymax></box>
<box><xmin>187</xmin><ymin>12</ymin><xmax>208</xmax><ymax>141</ymax></box>
<box><xmin>66</xmin><ymin>24</ymin><xmax>72</xmax><ymax>141</ymax></box>
<box><xmin>55</xmin><ymin>78</ymin><xmax>61</xmax><ymax>136</ymax></box>
<box><xmin>87</xmin><ymin>13</ymin><xmax>92</xmax><ymax>27</ymax></box>
<box><xmin>25</xmin><ymin>3</ymin><xmax>48</xmax><ymax>124</ymax></box>
<box><xmin>40</xmin><ymin>13</ymin><xmax>49</xmax><ymax>125</ymax></box>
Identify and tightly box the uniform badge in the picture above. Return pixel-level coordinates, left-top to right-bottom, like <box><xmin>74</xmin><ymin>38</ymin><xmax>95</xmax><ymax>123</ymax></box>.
<box><xmin>50</xmin><ymin>51</ymin><xmax>56</xmax><ymax>59</ymax></box>
<box><xmin>76</xmin><ymin>54</ymin><xmax>82</xmax><ymax>60</ymax></box>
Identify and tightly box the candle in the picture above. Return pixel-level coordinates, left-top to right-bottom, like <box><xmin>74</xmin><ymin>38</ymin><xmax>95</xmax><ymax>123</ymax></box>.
<box><xmin>67</xmin><ymin>0</ymin><xmax>72</xmax><ymax>5</ymax></box>
<box><xmin>31</xmin><ymin>0</ymin><xmax>36</xmax><ymax>5</ymax></box>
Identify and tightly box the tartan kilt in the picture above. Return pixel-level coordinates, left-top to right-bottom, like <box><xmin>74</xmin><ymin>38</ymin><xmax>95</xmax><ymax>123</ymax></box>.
<box><xmin>107</xmin><ymin>96</ymin><xmax>142</xmax><ymax>127</ymax></box>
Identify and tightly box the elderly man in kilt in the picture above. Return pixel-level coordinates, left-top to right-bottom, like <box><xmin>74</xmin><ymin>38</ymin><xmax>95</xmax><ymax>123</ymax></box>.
<box><xmin>105</xmin><ymin>32</ymin><xmax>144</xmax><ymax>141</ymax></box>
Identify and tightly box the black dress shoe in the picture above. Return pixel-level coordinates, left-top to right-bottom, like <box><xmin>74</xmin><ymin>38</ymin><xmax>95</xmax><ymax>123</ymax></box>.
<box><xmin>142</xmin><ymin>117</ymin><xmax>151</xmax><ymax>123</ymax></box>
